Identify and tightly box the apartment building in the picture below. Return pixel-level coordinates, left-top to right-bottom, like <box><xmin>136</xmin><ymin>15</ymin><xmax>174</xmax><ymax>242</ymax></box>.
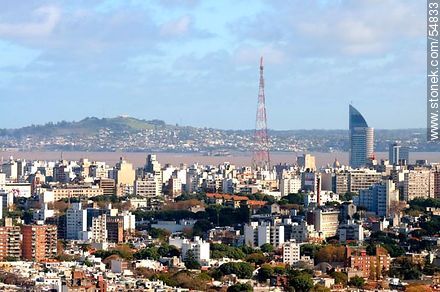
<box><xmin>22</xmin><ymin>225</ymin><xmax>57</xmax><ymax>262</ymax></box>
<box><xmin>0</xmin><ymin>225</ymin><xmax>21</xmax><ymax>260</ymax></box>
<box><xmin>403</xmin><ymin>169</ymin><xmax>435</xmax><ymax>201</ymax></box>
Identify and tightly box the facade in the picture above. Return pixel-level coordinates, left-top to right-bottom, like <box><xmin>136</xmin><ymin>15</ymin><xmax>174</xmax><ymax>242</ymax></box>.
<box><xmin>279</xmin><ymin>177</ymin><xmax>302</xmax><ymax>196</ymax></box>
<box><xmin>333</xmin><ymin>172</ymin><xmax>349</xmax><ymax>194</ymax></box>
<box><xmin>357</xmin><ymin>180</ymin><xmax>399</xmax><ymax>217</ymax></box>
<box><xmin>181</xmin><ymin>236</ymin><xmax>210</xmax><ymax>266</ymax></box>
<box><xmin>91</xmin><ymin>214</ymin><xmax>108</xmax><ymax>243</ymax></box>
<box><xmin>338</xmin><ymin>220</ymin><xmax>364</xmax><ymax>243</ymax></box>
<box><xmin>349</xmin><ymin>105</ymin><xmax>374</xmax><ymax>168</ymax></box>
<box><xmin>66</xmin><ymin>202</ymin><xmax>87</xmax><ymax>240</ymax></box>
<box><xmin>22</xmin><ymin>224</ymin><xmax>57</xmax><ymax>262</ymax></box>
<box><xmin>53</xmin><ymin>186</ymin><xmax>104</xmax><ymax>201</ymax></box>
<box><xmin>115</xmin><ymin>158</ymin><xmax>135</xmax><ymax>187</ymax></box>
<box><xmin>290</xmin><ymin>220</ymin><xmax>320</xmax><ymax>243</ymax></box>
<box><xmin>348</xmin><ymin>170</ymin><xmax>382</xmax><ymax>193</ymax></box>
<box><xmin>314</xmin><ymin>208</ymin><xmax>340</xmax><ymax>238</ymax></box>
<box><xmin>304</xmin><ymin>191</ymin><xmax>339</xmax><ymax>207</ymax></box>
<box><xmin>282</xmin><ymin>240</ymin><xmax>301</xmax><ymax>265</ymax></box>
<box><xmin>168</xmin><ymin>177</ymin><xmax>182</xmax><ymax>197</ymax></box>
<box><xmin>99</xmin><ymin>178</ymin><xmax>116</xmax><ymax>196</ymax></box>
<box><xmin>0</xmin><ymin>226</ymin><xmax>21</xmax><ymax>260</ymax></box>
<box><xmin>244</xmin><ymin>221</ymin><xmax>285</xmax><ymax>248</ymax></box>
<box><xmin>403</xmin><ymin>169</ymin><xmax>435</xmax><ymax>201</ymax></box>
<box><xmin>345</xmin><ymin>246</ymin><xmax>390</xmax><ymax>280</ymax></box>
<box><xmin>135</xmin><ymin>175</ymin><xmax>162</xmax><ymax>197</ymax></box>
<box><xmin>107</xmin><ymin>216</ymin><xmax>124</xmax><ymax>243</ymax></box>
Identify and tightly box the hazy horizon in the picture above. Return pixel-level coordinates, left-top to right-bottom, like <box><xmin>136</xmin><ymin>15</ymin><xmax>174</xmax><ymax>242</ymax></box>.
<box><xmin>0</xmin><ymin>115</ymin><xmax>429</xmax><ymax>132</ymax></box>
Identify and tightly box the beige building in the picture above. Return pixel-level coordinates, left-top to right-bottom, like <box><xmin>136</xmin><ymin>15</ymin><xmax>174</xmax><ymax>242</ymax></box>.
<box><xmin>91</xmin><ymin>214</ymin><xmax>108</xmax><ymax>243</ymax></box>
<box><xmin>53</xmin><ymin>186</ymin><xmax>104</xmax><ymax>201</ymax></box>
<box><xmin>314</xmin><ymin>208</ymin><xmax>340</xmax><ymax>238</ymax></box>
<box><xmin>348</xmin><ymin>170</ymin><xmax>383</xmax><ymax>193</ymax></box>
<box><xmin>115</xmin><ymin>158</ymin><xmax>135</xmax><ymax>187</ymax></box>
<box><xmin>297</xmin><ymin>154</ymin><xmax>316</xmax><ymax>171</ymax></box>
<box><xmin>403</xmin><ymin>169</ymin><xmax>434</xmax><ymax>201</ymax></box>
<box><xmin>135</xmin><ymin>175</ymin><xmax>162</xmax><ymax>197</ymax></box>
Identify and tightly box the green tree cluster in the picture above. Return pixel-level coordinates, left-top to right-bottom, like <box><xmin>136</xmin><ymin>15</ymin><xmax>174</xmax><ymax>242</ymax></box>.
<box><xmin>216</xmin><ymin>262</ymin><xmax>255</xmax><ymax>279</ymax></box>
<box><xmin>210</xmin><ymin>243</ymin><xmax>246</xmax><ymax>259</ymax></box>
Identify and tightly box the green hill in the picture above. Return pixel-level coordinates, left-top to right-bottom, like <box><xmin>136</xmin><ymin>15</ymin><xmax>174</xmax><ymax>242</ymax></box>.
<box><xmin>0</xmin><ymin>116</ymin><xmax>171</xmax><ymax>137</ymax></box>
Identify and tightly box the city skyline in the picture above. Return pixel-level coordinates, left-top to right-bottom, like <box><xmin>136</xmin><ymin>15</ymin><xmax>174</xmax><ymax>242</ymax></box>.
<box><xmin>0</xmin><ymin>0</ymin><xmax>424</xmax><ymax>130</ymax></box>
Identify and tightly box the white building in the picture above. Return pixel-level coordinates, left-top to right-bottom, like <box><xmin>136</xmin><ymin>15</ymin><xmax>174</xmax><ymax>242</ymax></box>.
<box><xmin>403</xmin><ymin>169</ymin><xmax>434</xmax><ymax>201</ymax></box>
<box><xmin>244</xmin><ymin>221</ymin><xmax>285</xmax><ymax>248</ymax></box>
<box><xmin>282</xmin><ymin>240</ymin><xmax>301</xmax><ymax>265</ymax></box>
<box><xmin>181</xmin><ymin>236</ymin><xmax>210</xmax><ymax>266</ymax></box>
<box><xmin>280</xmin><ymin>177</ymin><xmax>302</xmax><ymax>196</ymax></box>
<box><xmin>66</xmin><ymin>202</ymin><xmax>87</xmax><ymax>240</ymax></box>
<box><xmin>119</xmin><ymin>211</ymin><xmax>136</xmax><ymax>231</ymax></box>
<box><xmin>314</xmin><ymin>208</ymin><xmax>340</xmax><ymax>238</ymax></box>
<box><xmin>304</xmin><ymin>191</ymin><xmax>340</xmax><ymax>207</ymax></box>
<box><xmin>91</xmin><ymin>214</ymin><xmax>108</xmax><ymax>243</ymax></box>
<box><xmin>290</xmin><ymin>221</ymin><xmax>320</xmax><ymax>243</ymax></box>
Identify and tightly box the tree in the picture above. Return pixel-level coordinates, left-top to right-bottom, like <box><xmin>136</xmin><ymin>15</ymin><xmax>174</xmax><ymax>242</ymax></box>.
<box><xmin>290</xmin><ymin>273</ymin><xmax>314</xmax><ymax>292</ymax></box>
<box><xmin>260</xmin><ymin>243</ymin><xmax>274</xmax><ymax>253</ymax></box>
<box><xmin>257</xmin><ymin>264</ymin><xmax>274</xmax><ymax>282</ymax></box>
<box><xmin>192</xmin><ymin>219</ymin><xmax>213</xmax><ymax>237</ymax></box>
<box><xmin>227</xmin><ymin>283</ymin><xmax>253</xmax><ymax>292</ymax></box>
<box><xmin>349</xmin><ymin>276</ymin><xmax>365</xmax><ymax>288</ymax></box>
<box><xmin>300</xmin><ymin>244</ymin><xmax>321</xmax><ymax>259</ymax></box>
<box><xmin>314</xmin><ymin>245</ymin><xmax>345</xmax><ymax>263</ymax></box>
<box><xmin>134</xmin><ymin>246</ymin><xmax>160</xmax><ymax>260</ymax></box>
<box><xmin>245</xmin><ymin>253</ymin><xmax>268</xmax><ymax>265</ymax></box>
<box><xmin>329</xmin><ymin>271</ymin><xmax>348</xmax><ymax>286</ymax></box>
<box><xmin>184</xmin><ymin>250</ymin><xmax>201</xmax><ymax>269</ymax></box>
<box><xmin>218</xmin><ymin>262</ymin><xmax>254</xmax><ymax>279</ymax></box>
<box><xmin>312</xmin><ymin>284</ymin><xmax>331</xmax><ymax>292</ymax></box>
<box><xmin>210</xmin><ymin>243</ymin><xmax>245</xmax><ymax>260</ymax></box>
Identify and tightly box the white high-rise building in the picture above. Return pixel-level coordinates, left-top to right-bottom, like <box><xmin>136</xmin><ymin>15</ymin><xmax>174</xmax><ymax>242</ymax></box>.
<box><xmin>403</xmin><ymin>169</ymin><xmax>434</xmax><ymax>201</ymax></box>
<box><xmin>280</xmin><ymin>177</ymin><xmax>302</xmax><ymax>196</ymax></box>
<box><xmin>244</xmin><ymin>221</ymin><xmax>285</xmax><ymax>248</ymax></box>
<box><xmin>282</xmin><ymin>240</ymin><xmax>301</xmax><ymax>265</ymax></box>
<box><xmin>290</xmin><ymin>221</ymin><xmax>320</xmax><ymax>243</ymax></box>
<box><xmin>314</xmin><ymin>208</ymin><xmax>340</xmax><ymax>238</ymax></box>
<box><xmin>91</xmin><ymin>214</ymin><xmax>108</xmax><ymax>243</ymax></box>
<box><xmin>66</xmin><ymin>202</ymin><xmax>87</xmax><ymax>240</ymax></box>
<box><xmin>181</xmin><ymin>236</ymin><xmax>210</xmax><ymax>266</ymax></box>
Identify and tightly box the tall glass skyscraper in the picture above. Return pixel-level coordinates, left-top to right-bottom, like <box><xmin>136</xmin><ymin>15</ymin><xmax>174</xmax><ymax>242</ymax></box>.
<box><xmin>349</xmin><ymin>105</ymin><xmax>374</xmax><ymax>168</ymax></box>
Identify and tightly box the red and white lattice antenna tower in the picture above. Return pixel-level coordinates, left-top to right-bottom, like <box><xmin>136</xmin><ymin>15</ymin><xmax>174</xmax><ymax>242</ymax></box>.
<box><xmin>252</xmin><ymin>56</ymin><xmax>270</xmax><ymax>170</ymax></box>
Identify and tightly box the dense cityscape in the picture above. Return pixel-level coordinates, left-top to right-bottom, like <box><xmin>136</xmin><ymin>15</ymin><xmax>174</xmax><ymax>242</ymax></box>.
<box><xmin>0</xmin><ymin>1</ymin><xmax>430</xmax><ymax>291</ymax></box>
<box><xmin>0</xmin><ymin>105</ymin><xmax>438</xmax><ymax>291</ymax></box>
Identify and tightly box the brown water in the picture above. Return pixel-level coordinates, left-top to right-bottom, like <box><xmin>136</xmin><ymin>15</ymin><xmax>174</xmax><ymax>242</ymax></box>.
<box><xmin>1</xmin><ymin>151</ymin><xmax>440</xmax><ymax>168</ymax></box>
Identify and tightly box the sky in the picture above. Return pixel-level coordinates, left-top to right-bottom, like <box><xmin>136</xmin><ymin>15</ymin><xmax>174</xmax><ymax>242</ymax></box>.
<box><xmin>0</xmin><ymin>0</ymin><xmax>425</xmax><ymax>130</ymax></box>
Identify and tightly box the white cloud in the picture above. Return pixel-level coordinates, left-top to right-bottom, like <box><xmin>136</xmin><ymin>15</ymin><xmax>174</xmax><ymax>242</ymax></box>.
<box><xmin>160</xmin><ymin>16</ymin><xmax>191</xmax><ymax>37</ymax></box>
<box><xmin>233</xmin><ymin>45</ymin><xmax>287</xmax><ymax>66</ymax></box>
<box><xmin>0</xmin><ymin>5</ymin><xmax>61</xmax><ymax>38</ymax></box>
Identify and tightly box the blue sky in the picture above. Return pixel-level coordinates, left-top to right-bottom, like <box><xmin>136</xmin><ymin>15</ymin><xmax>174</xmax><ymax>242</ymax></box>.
<box><xmin>0</xmin><ymin>0</ymin><xmax>425</xmax><ymax>129</ymax></box>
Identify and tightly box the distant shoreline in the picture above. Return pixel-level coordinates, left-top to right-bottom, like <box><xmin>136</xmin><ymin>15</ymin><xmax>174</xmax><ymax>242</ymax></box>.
<box><xmin>1</xmin><ymin>151</ymin><xmax>440</xmax><ymax>168</ymax></box>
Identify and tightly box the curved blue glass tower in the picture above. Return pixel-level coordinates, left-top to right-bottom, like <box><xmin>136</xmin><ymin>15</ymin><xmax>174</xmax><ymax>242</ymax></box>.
<box><xmin>349</xmin><ymin>105</ymin><xmax>374</xmax><ymax>168</ymax></box>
